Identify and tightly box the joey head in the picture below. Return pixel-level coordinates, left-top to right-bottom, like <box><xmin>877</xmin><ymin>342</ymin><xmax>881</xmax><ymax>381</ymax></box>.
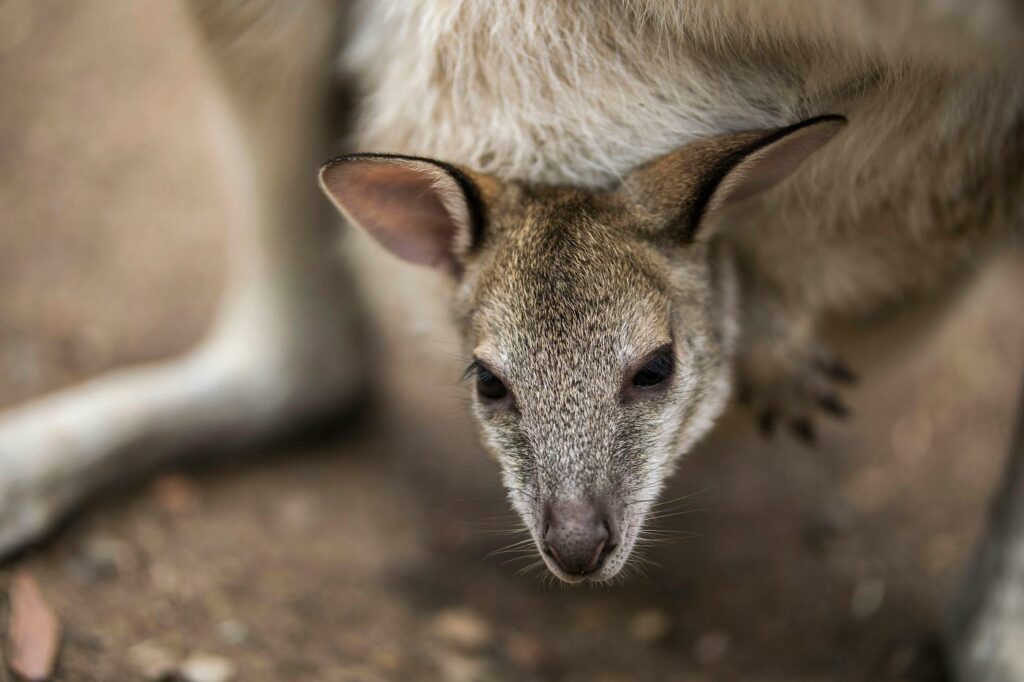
<box><xmin>319</xmin><ymin>116</ymin><xmax>846</xmax><ymax>582</ymax></box>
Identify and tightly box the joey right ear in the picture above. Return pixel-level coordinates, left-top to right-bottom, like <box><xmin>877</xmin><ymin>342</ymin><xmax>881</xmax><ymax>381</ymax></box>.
<box><xmin>318</xmin><ymin>154</ymin><xmax>489</xmax><ymax>273</ymax></box>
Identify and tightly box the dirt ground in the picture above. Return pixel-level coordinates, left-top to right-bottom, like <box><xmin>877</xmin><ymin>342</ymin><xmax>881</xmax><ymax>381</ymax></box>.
<box><xmin>2</xmin><ymin>3</ymin><xmax>1023</xmax><ymax>681</ymax></box>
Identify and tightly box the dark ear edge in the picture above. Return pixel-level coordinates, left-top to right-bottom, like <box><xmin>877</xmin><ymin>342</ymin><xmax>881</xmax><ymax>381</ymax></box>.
<box><xmin>685</xmin><ymin>114</ymin><xmax>847</xmax><ymax>240</ymax></box>
<box><xmin>318</xmin><ymin>152</ymin><xmax>488</xmax><ymax>254</ymax></box>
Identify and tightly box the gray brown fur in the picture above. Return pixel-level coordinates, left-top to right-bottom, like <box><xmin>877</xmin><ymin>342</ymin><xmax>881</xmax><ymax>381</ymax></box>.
<box><xmin>449</xmin><ymin>180</ymin><xmax>739</xmax><ymax>581</ymax></box>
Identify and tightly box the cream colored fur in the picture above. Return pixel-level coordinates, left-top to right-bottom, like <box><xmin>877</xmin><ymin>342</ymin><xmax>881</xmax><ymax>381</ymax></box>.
<box><xmin>346</xmin><ymin>1</ymin><xmax>1022</xmax><ymax>315</ymax></box>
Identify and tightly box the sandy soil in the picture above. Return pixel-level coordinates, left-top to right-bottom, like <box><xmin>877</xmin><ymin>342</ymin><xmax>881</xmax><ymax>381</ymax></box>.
<box><xmin>1</xmin><ymin>3</ymin><xmax>1023</xmax><ymax>681</ymax></box>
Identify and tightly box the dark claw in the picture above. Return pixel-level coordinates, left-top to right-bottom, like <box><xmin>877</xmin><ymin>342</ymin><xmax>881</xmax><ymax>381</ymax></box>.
<box><xmin>757</xmin><ymin>410</ymin><xmax>777</xmax><ymax>438</ymax></box>
<box><xmin>820</xmin><ymin>358</ymin><xmax>858</xmax><ymax>385</ymax></box>
<box><xmin>790</xmin><ymin>418</ymin><xmax>816</xmax><ymax>445</ymax></box>
<box><xmin>817</xmin><ymin>394</ymin><xmax>850</xmax><ymax>418</ymax></box>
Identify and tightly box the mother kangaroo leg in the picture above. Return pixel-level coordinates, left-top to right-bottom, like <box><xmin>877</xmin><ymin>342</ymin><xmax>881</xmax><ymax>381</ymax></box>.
<box><xmin>0</xmin><ymin>0</ymin><xmax>362</xmax><ymax>558</ymax></box>
<box><xmin>949</xmin><ymin>380</ymin><xmax>1024</xmax><ymax>681</ymax></box>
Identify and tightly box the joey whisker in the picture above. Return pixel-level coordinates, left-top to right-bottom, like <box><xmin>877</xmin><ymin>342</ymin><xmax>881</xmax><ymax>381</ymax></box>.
<box><xmin>645</xmin><ymin>507</ymin><xmax>714</xmax><ymax>521</ymax></box>
<box><xmin>485</xmin><ymin>538</ymin><xmax>537</xmax><ymax>559</ymax></box>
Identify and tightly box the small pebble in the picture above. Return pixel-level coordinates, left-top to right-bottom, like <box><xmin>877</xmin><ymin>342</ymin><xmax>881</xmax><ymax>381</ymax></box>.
<box><xmin>180</xmin><ymin>653</ymin><xmax>236</xmax><ymax>682</ymax></box>
<box><xmin>149</xmin><ymin>563</ymin><xmax>181</xmax><ymax>595</ymax></box>
<box><xmin>151</xmin><ymin>474</ymin><xmax>200</xmax><ymax>515</ymax></box>
<box><xmin>627</xmin><ymin>609</ymin><xmax>671</xmax><ymax>644</ymax></box>
<box><xmin>128</xmin><ymin>640</ymin><xmax>177</xmax><ymax>681</ymax></box>
<box><xmin>694</xmin><ymin>630</ymin><xmax>730</xmax><ymax>666</ymax></box>
<box><xmin>216</xmin><ymin>619</ymin><xmax>249</xmax><ymax>646</ymax></box>
<box><xmin>276</xmin><ymin>494</ymin><xmax>316</xmax><ymax>529</ymax></box>
<box><xmin>851</xmin><ymin>578</ymin><xmax>886</xmax><ymax>621</ymax></box>
<box><xmin>66</xmin><ymin>536</ymin><xmax>135</xmax><ymax>584</ymax></box>
<box><xmin>435</xmin><ymin>651</ymin><xmax>487</xmax><ymax>682</ymax></box>
<box><xmin>504</xmin><ymin>632</ymin><xmax>544</xmax><ymax>669</ymax></box>
<box><xmin>430</xmin><ymin>608</ymin><xmax>492</xmax><ymax>651</ymax></box>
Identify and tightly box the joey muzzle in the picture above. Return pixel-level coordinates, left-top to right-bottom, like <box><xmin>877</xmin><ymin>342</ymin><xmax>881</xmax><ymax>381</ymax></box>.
<box><xmin>542</xmin><ymin>500</ymin><xmax>617</xmax><ymax>576</ymax></box>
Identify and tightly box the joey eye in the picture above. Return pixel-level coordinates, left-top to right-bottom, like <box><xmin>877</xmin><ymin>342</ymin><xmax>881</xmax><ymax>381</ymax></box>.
<box><xmin>631</xmin><ymin>347</ymin><xmax>674</xmax><ymax>389</ymax></box>
<box><xmin>472</xmin><ymin>363</ymin><xmax>509</xmax><ymax>401</ymax></box>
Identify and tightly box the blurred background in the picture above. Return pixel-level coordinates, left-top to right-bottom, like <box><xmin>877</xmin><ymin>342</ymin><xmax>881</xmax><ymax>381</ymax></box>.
<box><xmin>1</xmin><ymin>2</ymin><xmax>1023</xmax><ymax>681</ymax></box>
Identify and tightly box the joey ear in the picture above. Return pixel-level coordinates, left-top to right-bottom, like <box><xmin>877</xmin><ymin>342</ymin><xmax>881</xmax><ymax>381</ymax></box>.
<box><xmin>318</xmin><ymin>154</ymin><xmax>487</xmax><ymax>272</ymax></box>
<box><xmin>701</xmin><ymin>115</ymin><xmax>847</xmax><ymax>219</ymax></box>
<box><xmin>623</xmin><ymin>115</ymin><xmax>846</xmax><ymax>241</ymax></box>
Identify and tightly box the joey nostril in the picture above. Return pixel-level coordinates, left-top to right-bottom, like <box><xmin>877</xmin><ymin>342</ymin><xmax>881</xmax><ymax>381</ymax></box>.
<box><xmin>543</xmin><ymin>502</ymin><xmax>614</xmax><ymax>576</ymax></box>
<box><xmin>600</xmin><ymin>519</ymin><xmax>617</xmax><ymax>551</ymax></box>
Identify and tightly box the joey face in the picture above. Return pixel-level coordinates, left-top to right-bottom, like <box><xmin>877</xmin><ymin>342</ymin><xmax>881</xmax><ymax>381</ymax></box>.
<box><xmin>454</xmin><ymin>191</ymin><xmax>736</xmax><ymax>581</ymax></box>
<box><xmin>319</xmin><ymin>116</ymin><xmax>845</xmax><ymax>582</ymax></box>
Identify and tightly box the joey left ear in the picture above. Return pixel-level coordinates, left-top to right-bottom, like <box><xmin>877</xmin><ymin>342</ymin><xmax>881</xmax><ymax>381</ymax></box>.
<box><xmin>701</xmin><ymin>115</ymin><xmax>847</xmax><ymax>220</ymax></box>
<box><xmin>623</xmin><ymin>115</ymin><xmax>847</xmax><ymax>240</ymax></box>
<box><xmin>318</xmin><ymin>153</ymin><xmax>488</xmax><ymax>273</ymax></box>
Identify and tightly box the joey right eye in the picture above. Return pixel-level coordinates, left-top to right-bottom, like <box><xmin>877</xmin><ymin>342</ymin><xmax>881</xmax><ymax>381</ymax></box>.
<box><xmin>633</xmin><ymin>351</ymin><xmax>673</xmax><ymax>387</ymax></box>
<box><xmin>626</xmin><ymin>344</ymin><xmax>675</xmax><ymax>396</ymax></box>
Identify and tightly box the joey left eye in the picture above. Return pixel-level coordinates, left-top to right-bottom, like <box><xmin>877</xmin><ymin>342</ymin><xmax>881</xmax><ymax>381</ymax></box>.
<box><xmin>466</xmin><ymin>361</ymin><xmax>510</xmax><ymax>402</ymax></box>
<box><xmin>631</xmin><ymin>347</ymin><xmax>674</xmax><ymax>388</ymax></box>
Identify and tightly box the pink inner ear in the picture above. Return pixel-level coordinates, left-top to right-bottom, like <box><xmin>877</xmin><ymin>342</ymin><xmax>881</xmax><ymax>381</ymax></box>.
<box><xmin>321</xmin><ymin>160</ymin><xmax>458</xmax><ymax>269</ymax></box>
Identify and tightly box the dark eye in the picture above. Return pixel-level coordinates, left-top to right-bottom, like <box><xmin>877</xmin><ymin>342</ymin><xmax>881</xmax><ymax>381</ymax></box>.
<box><xmin>631</xmin><ymin>347</ymin><xmax>674</xmax><ymax>389</ymax></box>
<box><xmin>472</xmin><ymin>363</ymin><xmax>509</xmax><ymax>401</ymax></box>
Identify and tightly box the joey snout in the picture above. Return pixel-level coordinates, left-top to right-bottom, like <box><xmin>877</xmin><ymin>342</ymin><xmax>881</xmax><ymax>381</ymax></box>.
<box><xmin>538</xmin><ymin>498</ymin><xmax>622</xmax><ymax>581</ymax></box>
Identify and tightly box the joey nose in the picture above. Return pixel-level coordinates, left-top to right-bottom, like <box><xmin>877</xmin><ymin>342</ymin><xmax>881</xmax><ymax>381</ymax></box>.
<box><xmin>543</xmin><ymin>501</ymin><xmax>613</xmax><ymax>576</ymax></box>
